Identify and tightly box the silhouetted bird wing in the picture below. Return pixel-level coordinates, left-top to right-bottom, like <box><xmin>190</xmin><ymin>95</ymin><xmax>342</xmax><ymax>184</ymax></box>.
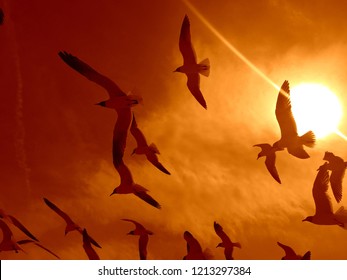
<box><xmin>7</xmin><ymin>215</ymin><xmax>39</xmax><ymax>242</ymax></box>
<box><xmin>0</xmin><ymin>219</ymin><xmax>23</xmax><ymax>252</ymax></box>
<box><xmin>329</xmin><ymin>164</ymin><xmax>344</xmax><ymax>203</ymax></box>
<box><xmin>0</xmin><ymin>219</ymin><xmax>13</xmax><ymax>243</ymax></box>
<box><xmin>301</xmin><ymin>251</ymin><xmax>311</xmax><ymax>260</ymax></box>
<box><xmin>112</xmin><ymin>109</ymin><xmax>132</xmax><ymax>167</ymax></box>
<box><xmin>186</xmin><ymin>73</ymin><xmax>207</xmax><ymax>109</ymax></box>
<box><xmin>133</xmin><ymin>188</ymin><xmax>161</xmax><ymax>209</ymax></box>
<box><xmin>312</xmin><ymin>167</ymin><xmax>333</xmax><ymax>216</ymax></box>
<box><xmin>146</xmin><ymin>152</ymin><xmax>171</xmax><ymax>175</ymax></box>
<box><xmin>82</xmin><ymin>229</ymin><xmax>100</xmax><ymax>260</ymax></box>
<box><xmin>213</xmin><ymin>222</ymin><xmax>231</xmax><ymax>244</ymax></box>
<box><xmin>130</xmin><ymin>114</ymin><xmax>148</xmax><ymax>148</ymax></box>
<box><xmin>264</xmin><ymin>152</ymin><xmax>281</xmax><ymax>184</ymax></box>
<box><xmin>116</xmin><ymin>162</ymin><xmax>134</xmax><ymax>186</ymax></box>
<box><xmin>183</xmin><ymin>231</ymin><xmax>204</xmax><ymax>259</ymax></box>
<box><xmin>17</xmin><ymin>239</ymin><xmax>60</xmax><ymax>259</ymax></box>
<box><xmin>139</xmin><ymin>234</ymin><xmax>149</xmax><ymax>260</ymax></box>
<box><xmin>43</xmin><ymin>198</ymin><xmax>75</xmax><ymax>226</ymax></box>
<box><xmin>277</xmin><ymin>242</ymin><xmax>297</xmax><ymax>259</ymax></box>
<box><xmin>58</xmin><ymin>51</ymin><xmax>126</xmax><ymax>98</ymax></box>
<box><xmin>275</xmin><ymin>80</ymin><xmax>298</xmax><ymax>140</ymax></box>
<box><xmin>179</xmin><ymin>15</ymin><xmax>197</xmax><ymax>65</ymax></box>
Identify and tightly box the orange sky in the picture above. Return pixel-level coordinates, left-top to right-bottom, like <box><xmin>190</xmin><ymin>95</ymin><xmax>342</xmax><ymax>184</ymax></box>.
<box><xmin>1</xmin><ymin>0</ymin><xmax>347</xmax><ymax>260</ymax></box>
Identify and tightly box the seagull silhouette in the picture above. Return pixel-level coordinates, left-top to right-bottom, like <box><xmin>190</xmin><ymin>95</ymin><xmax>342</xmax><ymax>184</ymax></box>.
<box><xmin>110</xmin><ymin>161</ymin><xmax>161</xmax><ymax>209</ymax></box>
<box><xmin>0</xmin><ymin>208</ymin><xmax>39</xmax><ymax>241</ymax></box>
<box><xmin>322</xmin><ymin>151</ymin><xmax>346</xmax><ymax>203</ymax></box>
<box><xmin>277</xmin><ymin>242</ymin><xmax>311</xmax><ymax>260</ymax></box>
<box><xmin>17</xmin><ymin>239</ymin><xmax>60</xmax><ymax>259</ymax></box>
<box><xmin>174</xmin><ymin>15</ymin><xmax>210</xmax><ymax>109</ymax></box>
<box><xmin>130</xmin><ymin>114</ymin><xmax>170</xmax><ymax>175</ymax></box>
<box><xmin>183</xmin><ymin>231</ymin><xmax>206</xmax><ymax>260</ymax></box>
<box><xmin>43</xmin><ymin>198</ymin><xmax>101</xmax><ymax>248</ymax></box>
<box><xmin>0</xmin><ymin>219</ymin><xmax>23</xmax><ymax>253</ymax></box>
<box><xmin>253</xmin><ymin>143</ymin><xmax>282</xmax><ymax>184</ymax></box>
<box><xmin>213</xmin><ymin>221</ymin><xmax>241</xmax><ymax>260</ymax></box>
<box><xmin>82</xmin><ymin>228</ymin><xmax>100</xmax><ymax>260</ymax></box>
<box><xmin>303</xmin><ymin>164</ymin><xmax>347</xmax><ymax>227</ymax></box>
<box><xmin>58</xmin><ymin>51</ymin><xmax>141</xmax><ymax>166</ymax></box>
<box><xmin>121</xmin><ymin>219</ymin><xmax>153</xmax><ymax>260</ymax></box>
<box><xmin>273</xmin><ymin>80</ymin><xmax>315</xmax><ymax>159</ymax></box>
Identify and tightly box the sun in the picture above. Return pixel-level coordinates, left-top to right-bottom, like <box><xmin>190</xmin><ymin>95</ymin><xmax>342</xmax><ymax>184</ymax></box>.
<box><xmin>290</xmin><ymin>83</ymin><xmax>343</xmax><ymax>139</ymax></box>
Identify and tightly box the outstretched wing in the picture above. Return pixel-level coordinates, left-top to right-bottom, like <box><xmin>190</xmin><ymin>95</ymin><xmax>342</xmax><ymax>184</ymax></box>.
<box><xmin>130</xmin><ymin>114</ymin><xmax>148</xmax><ymax>148</ymax></box>
<box><xmin>277</xmin><ymin>242</ymin><xmax>297</xmax><ymax>259</ymax></box>
<box><xmin>275</xmin><ymin>80</ymin><xmax>298</xmax><ymax>139</ymax></box>
<box><xmin>179</xmin><ymin>15</ymin><xmax>197</xmax><ymax>65</ymax></box>
<box><xmin>7</xmin><ymin>215</ymin><xmax>39</xmax><ymax>242</ymax></box>
<box><xmin>17</xmin><ymin>239</ymin><xmax>60</xmax><ymax>259</ymax></box>
<box><xmin>58</xmin><ymin>51</ymin><xmax>125</xmax><ymax>98</ymax></box>
<box><xmin>133</xmin><ymin>188</ymin><xmax>161</xmax><ymax>209</ymax></box>
<box><xmin>82</xmin><ymin>229</ymin><xmax>100</xmax><ymax>260</ymax></box>
<box><xmin>43</xmin><ymin>198</ymin><xmax>75</xmax><ymax>226</ymax></box>
<box><xmin>186</xmin><ymin>73</ymin><xmax>207</xmax><ymax>109</ymax></box>
<box><xmin>139</xmin><ymin>234</ymin><xmax>149</xmax><ymax>260</ymax></box>
<box><xmin>312</xmin><ymin>167</ymin><xmax>333</xmax><ymax>216</ymax></box>
<box><xmin>213</xmin><ymin>222</ymin><xmax>231</xmax><ymax>244</ymax></box>
<box><xmin>121</xmin><ymin>218</ymin><xmax>145</xmax><ymax>232</ymax></box>
<box><xmin>264</xmin><ymin>152</ymin><xmax>281</xmax><ymax>184</ymax></box>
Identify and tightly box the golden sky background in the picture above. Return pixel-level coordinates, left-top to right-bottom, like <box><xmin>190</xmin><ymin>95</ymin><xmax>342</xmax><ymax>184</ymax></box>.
<box><xmin>1</xmin><ymin>0</ymin><xmax>347</xmax><ymax>260</ymax></box>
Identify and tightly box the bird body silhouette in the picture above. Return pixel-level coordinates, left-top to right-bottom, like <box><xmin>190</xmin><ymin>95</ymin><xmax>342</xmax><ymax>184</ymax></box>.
<box><xmin>183</xmin><ymin>231</ymin><xmax>206</xmax><ymax>260</ymax></box>
<box><xmin>277</xmin><ymin>242</ymin><xmax>311</xmax><ymax>260</ymax></box>
<box><xmin>254</xmin><ymin>143</ymin><xmax>282</xmax><ymax>184</ymax></box>
<box><xmin>122</xmin><ymin>219</ymin><xmax>153</xmax><ymax>260</ymax></box>
<box><xmin>322</xmin><ymin>152</ymin><xmax>346</xmax><ymax>203</ymax></box>
<box><xmin>303</xmin><ymin>165</ymin><xmax>347</xmax><ymax>227</ymax></box>
<box><xmin>43</xmin><ymin>198</ymin><xmax>101</xmax><ymax>248</ymax></box>
<box><xmin>174</xmin><ymin>15</ymin><xmax>209</xmax><ymax>109</ymax></box>
<box><xmin>82</xmin><ymin>229</ymin><xmax>100</xmax><ymax>260</ymax></box>
<box><xmin>111</xmin><ymin>162</ymin><xmax>161</xmax><ymax>209</ymax></box>
<box><xmin>214</xmin><ymin>221</ymin><xmax>241</xmax><ymax>260</ymax></box>
<box><xmin>58</xmin><ymin>51</ymin><xmax>141</xmax><ymax>166</ymax></box>
<box><xmin>273</xmin><ymin>80</ymin><xmax>315</xmax><ymax>159</ymax></box>
<box><xmin>130</xmin><ymin>114</ymin><xmax>170</xmax><ymax>175</ymax></box>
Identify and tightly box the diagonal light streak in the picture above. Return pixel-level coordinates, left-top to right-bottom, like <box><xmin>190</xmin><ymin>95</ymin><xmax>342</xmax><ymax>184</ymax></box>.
<box><xmin>182</xmin><ymin>0</ymin><xmax>347</xmax><ymax>141</ymax></box>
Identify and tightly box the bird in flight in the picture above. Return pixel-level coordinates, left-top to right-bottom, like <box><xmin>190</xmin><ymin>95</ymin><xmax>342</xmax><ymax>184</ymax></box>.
<box><xmin>121</xmin><ymin>219</ymin><xmax>153</xmax><ymax>260</ymax></box>
<box><xmin>58</xmin><ymin>51</ymin><xmax>141</xmax><ymax>166</ymax></box>
<box><xmin>174</xmin><ymin>15</ymin><xmax>210</xmax><ymax>109</ymax></box>
<box><xmin>302</xmin><ymin>164</ymin><xmax>347</xmax><ymax>227</ymax></box>
<box><xmin>183</xmin><ymin>230</ymin><xmax>206</xmax><ymax>260</ymax></box>
<box><xmin>43</xmin><ymin>198</ymin><xmax>101</xmax><ymax>248</ymax></box>
<box><xmin>322</xmin><ymin>151</ymin><xmax>346</xmax><ymax>203</ymax></box>
<box><xmin>110</xmin><ymin>161</ymin><xmax>161</xmax><ymax>209</ymax></box>
<box><xmin>253</xmin><ymin>143</ymin><xmax>282</xmax><ymax>184</ymax></box>
<box><xmin>277</xmin><ymin>242</ymin><xmax>311</xmax><ymax>260</ymax></box>
<box><xmin>130</xmin><ymin>114</ymin><xmax>170</xmax><ymax>175</ymax></box>
<box><xmin>0</xmin><ymin>208</ymin><xmax>39</xmax><ymax>241</ymax></box>
<box><xmin>82</xmin><ymin>228</ymin><xmax>100</xmax><ymax>260</ymax></box>
<box><xmin>213</xmin><ymin>221</ymin><xmax>241</xmax><ymax>260</ymax></box>
<box><xmin>273</xmin><ymin>80</ymin><xmax>315</xmax><ymax>159</ymax></box>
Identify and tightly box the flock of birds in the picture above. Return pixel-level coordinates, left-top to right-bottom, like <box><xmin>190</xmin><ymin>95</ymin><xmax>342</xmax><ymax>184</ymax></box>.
<box><xmin>1</xmin><ymin>8</ymin><xmax>347</xmax><ymax>260</ymax></box>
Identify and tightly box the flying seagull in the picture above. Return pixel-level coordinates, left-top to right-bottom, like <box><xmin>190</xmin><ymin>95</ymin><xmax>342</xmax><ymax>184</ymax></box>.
<box><xmin>82</xmin><ymin>228</ymin><xmax>100</xmax><ymax>260</ymax></box>
<box><xmin>253</xmin><ymin>143</ymin><xmax>282</xmax><ymax>184</ymax></box>
<box><xmin>110</xmin><ymin>161</ymin><xmax>161</xmax><ymax>209</ymax></box>
<box><xmin>277</xmin><ymin>242</ymin><xmax>311</xmax><ymax>260</ymax></box>
<box><xmin>213</xmin><ymin>221</ymin><xmax>241</xmax><ymax>260</ymax></box>
<box><xmin>322</xmin><ymin>151</ymin><xmax>346</xmax><ymax>203</ymax></box>
<box><xmin>174</xmin><ymin>15</ymin><xmax>210</xmax><ymax>109</ymax></box>
<box><xmin>273</xmin><ymin>80</ymin><xmax>315</xmax><ymax>159</ymax></box>
<box><xmin>121</xmin><ymin>218</ymin><xmax>153</xmax><ymax>260</ymax></box>
<box><xmin>302</xmin><ymin>164</ymin><xmax>347</xmax><ymax>227</ymax></box>
<box><xmin>0</xmin><ymin>208</ymin><xmax>39</xmax><ymax>241</ymax></box>
<box><xmin>130</xmin><ymin>114</ymin><xmax>170</xmax><ymax>175</ymax></box>
<box><xmin>58</xmin><ymin>51</ymin><xmax>141</xmax><ymax>166</ymax></box>
<box><xmin>183</xmin><ymin>230</ymin><xmax>206</xmax><ymax>260</ymax></box>
<box><xmin>43</xmin><ymin>198</ymin><xmax>101</xmax><ymax>248</ymax></box>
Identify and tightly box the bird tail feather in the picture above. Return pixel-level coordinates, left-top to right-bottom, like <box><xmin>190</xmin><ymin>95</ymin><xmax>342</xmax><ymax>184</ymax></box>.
<box><xmin>198</xmin><ymin>58</ymin><xmax>210</xmax><ymax>77</ymax></box>
<box><xmin>300</xmin><ymin>131</ymin><xmax>315</xmax><ymax>148</ymax></box>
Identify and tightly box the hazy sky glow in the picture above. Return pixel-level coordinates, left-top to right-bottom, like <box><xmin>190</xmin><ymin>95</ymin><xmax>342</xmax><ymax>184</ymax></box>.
<box><xmin>1</xmin><ymin>0</ymin><xmax>347</xmax><ymax>260</ymax></box>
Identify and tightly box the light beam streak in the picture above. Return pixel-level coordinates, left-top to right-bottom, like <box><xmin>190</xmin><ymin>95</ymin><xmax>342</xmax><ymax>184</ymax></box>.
<box><xmin>181</xmin><ymin>0</ymin><xmax>347</xmax><ymax>141</ymax></box>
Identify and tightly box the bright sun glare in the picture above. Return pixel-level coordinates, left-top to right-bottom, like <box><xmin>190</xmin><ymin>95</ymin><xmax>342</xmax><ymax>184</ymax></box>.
<box><xmin>291</xmin><ymin>83</ymin><xmax>343</xmax><ymax>139</ymax></box>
